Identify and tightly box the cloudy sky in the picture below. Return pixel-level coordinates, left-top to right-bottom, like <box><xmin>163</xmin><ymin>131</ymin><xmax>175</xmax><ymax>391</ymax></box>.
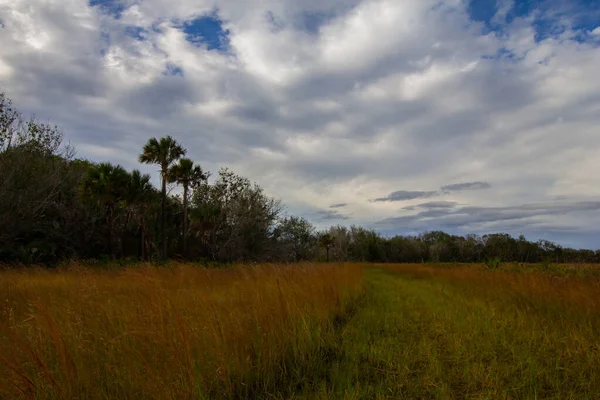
<box><xmin>1</xmin><ymin>0</ymin><xmax>600</xmax><ymax>248</ymax></box>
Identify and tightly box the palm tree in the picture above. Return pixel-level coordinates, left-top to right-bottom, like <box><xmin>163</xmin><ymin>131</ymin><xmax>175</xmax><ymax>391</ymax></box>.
<box><xmin>80</xmin><ymin>163</ymin><xmax>129</xmax><ymax>259</ymax></box>
<box><xmin>139</xmin><ymin>136</ymin><xmax>186</xmax><ymax>260</ymax></box>
<box><xmin>168</xmin><ymin>158</ymin><xmax>208</xmax><ymax>257</ymax></box>
<box><xmin>124</xmin><ymin>170</ymin><xmax>154</xmax><ymax>260</ymax></box>
<box><xmin>319</xmin><ymin>232</ymin><xmax>335</xmax><ymax>262</ymax></box>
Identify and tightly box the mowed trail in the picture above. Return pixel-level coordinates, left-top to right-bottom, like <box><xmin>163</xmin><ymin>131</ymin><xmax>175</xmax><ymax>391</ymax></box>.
<box><xmin>305</xmin><ymin>267</ymin><xmax>600</xmax><ymax>399</ymax></box>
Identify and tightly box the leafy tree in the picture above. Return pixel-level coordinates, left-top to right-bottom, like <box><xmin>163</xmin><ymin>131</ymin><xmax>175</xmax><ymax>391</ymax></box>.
<box><xmin>191</xmin><ymin>168</ymin><xmax>282</xmax><ymax>261</ymax></box>
<box><xmin>168</xmin><ymin>158</ymin><xmax>208</xmax><ymax>256</ymax></box>
<box><xmin>273</xmin><ymin>216</ymin><xmax>316</xmax><ymax>262</ymax></box>
<box><xmin>324</xmin><ymin>225</ymin><xmax>352</xmax><ymax>261</ymax></box>
<box><xmin>0</xmin><ymin>93</ymin><xmax>88</xmax><ymax>263</ymax></box>
<box><xmin>139</xmin><ymin>136</ymin><xmax>186</xmax><ymax>260</ymax></box>
<box><xmin>80</xmin><ymin>163</ymin><xmax>129</xmax><ymax>259</ymax></box>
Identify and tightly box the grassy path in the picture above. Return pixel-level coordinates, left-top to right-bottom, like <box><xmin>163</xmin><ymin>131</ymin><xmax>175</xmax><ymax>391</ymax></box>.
<box><xmin>303</xmin><ymin>268</ymin><xmax>600</xmax><ymax>399</ymax></box>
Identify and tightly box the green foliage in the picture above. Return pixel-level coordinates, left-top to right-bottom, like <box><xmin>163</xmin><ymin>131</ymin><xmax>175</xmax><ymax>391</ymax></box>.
<box><xmin>191</xmin><ymin>168</ymin><xmax>283</xmax><ymax>262</ymax></box>
<box><xmin>539</xmin><ymin>257</ymin><xmax>552</xmax><ymax>270</ymax></box>
<box><xmin>138</xmin><ymin>135</ymin><xmax>186</xmax><ymax>172</ymax></box>
<box><xmin>274</xmin><ymin>216</ymin><xmax>317</xmax><ymax>262</ymax></box>
<box><xmin>167</xmin><ymin>158</ymin><xmax>208</xmax><ymax>256</ymax></box>
<box><xmin>167</xmin><ymin>157</ymin><xmax>208</xmax><ymax>188</ymax></box>
<box><xmin>319</xmin><ymin>233</ymin><xmax>335</xmax><ymax>262</ymax></box>
<box><xmin>485</xmin><ymin>256</ymin><xmax>502</xmax><ymax>269</ymax></box>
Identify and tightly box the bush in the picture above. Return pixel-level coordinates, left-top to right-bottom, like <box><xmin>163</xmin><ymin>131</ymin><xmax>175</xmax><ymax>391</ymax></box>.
<box><xmin>485</xmin><ymin>257</ymin><xmax>502</xmax><ymax>269</ymax></box>
<box><xmin>539</xmin><ymin>258</ymin><xmax>552</xmax><ymax>270</ymax></box>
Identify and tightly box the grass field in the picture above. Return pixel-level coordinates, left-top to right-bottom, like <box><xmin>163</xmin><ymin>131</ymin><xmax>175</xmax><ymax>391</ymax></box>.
<box><xmin>1</xmin><ymin>263</ymin><xmax>600</xmax><ymax>399</ymax></box>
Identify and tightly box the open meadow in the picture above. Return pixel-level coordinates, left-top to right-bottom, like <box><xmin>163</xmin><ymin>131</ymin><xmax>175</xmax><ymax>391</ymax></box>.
<box><xmin>1</xmin><ymin>262</ymin><xmax>600</xmax><ymax>399</ymax></box>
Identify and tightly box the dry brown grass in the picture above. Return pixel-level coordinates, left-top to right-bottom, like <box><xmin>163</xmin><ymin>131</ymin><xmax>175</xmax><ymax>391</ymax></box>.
<box><xmin>0</xmin><ymin>262</ymin><xmax>364</xmax><ymax>399</ymax></box>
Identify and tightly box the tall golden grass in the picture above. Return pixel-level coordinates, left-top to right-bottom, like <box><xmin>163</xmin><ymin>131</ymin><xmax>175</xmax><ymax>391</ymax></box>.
<box><xmin>0</xmin><ymin>263</ymin><xmax>364</xmax><ymax>399</ymax></box>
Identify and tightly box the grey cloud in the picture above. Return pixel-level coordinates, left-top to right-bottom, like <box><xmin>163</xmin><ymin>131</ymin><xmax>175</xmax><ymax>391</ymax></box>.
<box><xmin>402</xmin><ymin>201</ymin><xmax>458</xmax><ymax>211</ymax></box>
<box><xmin>373</xmin><ymin>190</ymin><xmax>439</xmax><ymax>202</ymax></box>
<box><xmin>374</xmin><ymin>181</ymin><xmax>491</xmax><ymax>204</ymax></box>
<box><xmin>376</xmin><ymin>201</ymin><xmax>600</xmax><ymax>231</ymax></box>
<box><xmin>117</xmin><ymin>76</ymin><xmax>197</xmax><ymax>118</ymax></box>
<box><xmin>227</xmin><ymin>102</ymin><xmax>279</xmax><ymax>123</ymax></box>
<box><xmin>441</xmin><ymin>181</ymin><xmax>491</xmax><ymax>192</ymax></box>
<box><xmin>314</xmin><ymin>210</ymin><xmax>350</xmax><ymax>220</ymax></box>
<box><xmin>329</xmin><ymin>203</ymin><xmax>348</xmax><ymax>208</ymax></box>
<box><xmin>415</xmin><ymin>208</ymin><xmax>456</xmax><ymax>218</ymax></box>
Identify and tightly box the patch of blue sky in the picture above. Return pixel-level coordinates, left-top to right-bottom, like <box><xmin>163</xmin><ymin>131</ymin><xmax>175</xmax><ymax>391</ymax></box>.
<box><xmin>481</xmin><ymin>46</ymin><xmax>527</xmax><ymax>63</ymax></box>
<box><xmin>297</xmin><ymin>11</ymin><xmax>334</xmax><ymax>34</ymax></box>
<box><xmin>468</xmin><ymin>0</ymin><xmax>600</xmax><ymax>42</ymax></box>
<box><xmin>124</xmin><ymin>26</ymin><xmax>145</xmax><ymax>41</ymax></box>
<box><xmin>164</xmin><ymin>63</ymin><xmax>184</xmax><ymax>77</ymax></box>
<box><xmin>89</xmin><ymin>0</ymin><xmax>128</xmax><ymax>19</ymax></box>
<box><xmin>178</xmin><ymin>13</ymin><xmax>230</xmax><ymax>52</ymax></box>
<box><xmin>99</xmin><ymin>30</ymin><xmax>111</xmax><ymax>57</ymax></box>
<box><xmin>468</xmin><ymin>0</ymin><xmax>497</xmax><ymax>31</ymax></box>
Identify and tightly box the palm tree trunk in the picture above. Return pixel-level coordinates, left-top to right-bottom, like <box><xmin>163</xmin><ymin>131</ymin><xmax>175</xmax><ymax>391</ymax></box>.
<box><xmin>140</xmin><ymin>226</ymin><xmax>145</xmax><ymax>261</ymax></box>
<box><xmin>161</xmin><ymin>173</ymin><xmax>167</xmax><ymax>261</ymax></box>
<box><xmin>107</xmin><ymin>207</ymin><xmax>114</xmax><ymax>260</ymax></box>
<box><xmin>121</xmin><ymin>211</ymin><xmax>132</xmax><ymax>259</ymax></box>
<box><xmin>183</xmin><ymin>184</ymin><xmax>188</xmax><ymax>258</ymax></box>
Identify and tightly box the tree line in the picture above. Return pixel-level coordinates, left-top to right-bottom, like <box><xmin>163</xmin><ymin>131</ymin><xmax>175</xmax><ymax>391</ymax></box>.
<box><xmin>1</xmin><ymin>92</ymin><xmax>598</xmax><ymax>265</ymax></box>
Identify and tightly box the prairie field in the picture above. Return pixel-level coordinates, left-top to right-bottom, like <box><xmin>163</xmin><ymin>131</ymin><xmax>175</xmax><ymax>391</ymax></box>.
<box><xmin>1</xmin><ymin>262</ymin><xmax>600</xmax><ymax>399</ymax></box>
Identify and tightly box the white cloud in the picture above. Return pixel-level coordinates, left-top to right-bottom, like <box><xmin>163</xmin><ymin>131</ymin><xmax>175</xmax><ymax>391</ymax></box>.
<box><xmin>1</xmin><ymin>0</ymin><xmax>600</xmax><ymax>246</ymax></box>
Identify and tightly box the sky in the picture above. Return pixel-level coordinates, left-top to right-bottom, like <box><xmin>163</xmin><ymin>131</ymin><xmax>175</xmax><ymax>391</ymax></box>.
<box><xmin>1</xmin><ymin>0</ymin><xmax>600</xmax><ymax>249</ymax></box>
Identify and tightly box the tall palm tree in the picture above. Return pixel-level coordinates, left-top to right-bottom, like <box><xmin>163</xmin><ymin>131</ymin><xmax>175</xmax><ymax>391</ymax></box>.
<box><xmin>139</xmin><ymin>136</ymin><xmax>186</xmax><ymax>260</ymax></box>
<box><xmin>80</xmin><ymin>163</ymin><xmax>129</xmax><ymax>260</ymax></box>
<box><xmin>319</xmin><ymin>232</ymin><xmax>335</xmax><ymax>262</ymax></box>
<box><xmin>168</xmin><ymin>158</ymin><xmax>208</xmax><ymax>257</ymax></box>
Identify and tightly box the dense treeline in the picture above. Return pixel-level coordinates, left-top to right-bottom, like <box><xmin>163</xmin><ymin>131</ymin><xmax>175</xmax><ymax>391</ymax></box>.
<box><xmin>1</xmin><ymin>92</ymin><xmax>598</xmax><ymax>265</ymax></box>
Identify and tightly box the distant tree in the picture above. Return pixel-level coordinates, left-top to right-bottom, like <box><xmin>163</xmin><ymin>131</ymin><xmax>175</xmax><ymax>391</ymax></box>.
<box><xmin>80</xmin><ymin>163</ymin><xmax>129</xmax><ymax>259</ymax></box>
<box><xmin>168</xmin><ymin>158</ymin><xmax>209</xmax><ymax>257</ymax></box>
<box><xmin>348</xmin><ymin>226</ymin><xmax>385</xmax><ymax>262</ymax></box>
<box><xmin>325</xmin><ymin>225</ymin><xmax>352</xmax><ymax>261</ymax></box>
<box><xmin>191</xmin><ymin>168</ymin><xmax>282</xmax><ymax>262</ymax></box>
<box><xmin>1</xmin><ymin>92</ymin><xmax>64</xmax><ymax>155</ymax></box>
<box><xmin>319</xmin><ymin>233</ymin><xmax>335</xmax><ymax>262</ymax></box>
<box><xmin>273</xmin><ymin>216</ymin><xmax>316</xmax><ymax>262</ymax></box>
<box><xmin>139</xmin><ymin>136</ymin><xmax>186</xmax><ymax>260</ymax></box>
